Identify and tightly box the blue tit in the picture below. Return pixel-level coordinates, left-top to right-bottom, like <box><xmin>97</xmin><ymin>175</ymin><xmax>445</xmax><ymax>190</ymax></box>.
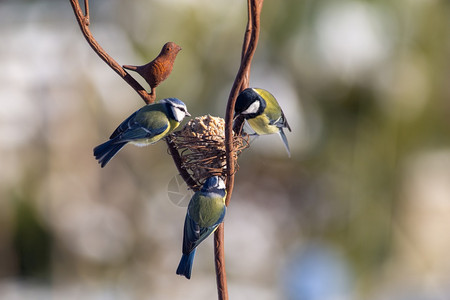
<box><xmin>234</xmin><ymin>88</ymin><xmax>292</xmax><ymax>157</ymax></box>
<box><xmin>176</xmin><ymin>176</ymin><xmax>227</xmax><ymax>279</ymax></box>
<box><xmin>94</xmin><ymin>98</ymin><xmax>190</xmax><ymax>167</ymax></box>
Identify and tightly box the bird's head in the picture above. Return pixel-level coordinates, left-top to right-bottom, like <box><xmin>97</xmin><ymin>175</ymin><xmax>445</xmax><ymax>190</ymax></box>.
<box><xmin>201</xmin><ymin>176</ymin><xmax>226</xmax><ymax>195</ymax></box>
<box><xmin>161</xmin><ymin>42</ymin><xmax>182</xmax><ymax>57</ymax></box>
<box><xmin>160</xmin><ymin>98</ymin><xmax>190</xmax><ymax>122</ymax></box>
<box><xmin>234</xmin><ymin>88</ymin><xmax>266</xmax><ymax>119</ymax></box>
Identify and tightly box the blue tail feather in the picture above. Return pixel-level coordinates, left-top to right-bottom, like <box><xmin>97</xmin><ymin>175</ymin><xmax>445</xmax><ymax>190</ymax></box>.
<box><xmin>93</xmin><ymin>140</ymin><xmax>127</xmax><ymax>168</ymax></box>
<box><xmin>176</xmin><ymin>250</ymin><xmax>196</xmax><ymax>279</ymax></box>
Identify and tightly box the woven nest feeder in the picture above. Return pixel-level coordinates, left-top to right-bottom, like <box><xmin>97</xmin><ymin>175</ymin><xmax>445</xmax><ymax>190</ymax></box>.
<box><xmin>168</xmin><ymin>115</ymin><xmax>249</xmax><ymax>187</ymax></box>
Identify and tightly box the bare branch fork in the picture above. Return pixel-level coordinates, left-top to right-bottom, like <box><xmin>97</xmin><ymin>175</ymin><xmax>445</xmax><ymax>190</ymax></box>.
<box><xmin>69</xmin><ymin>0</ymin><xmax>155</xmax><ymax>104</ymax></box>
<box><xmin>69</xmin><ymin>0</ymin><xmax>193</xmax><ymax>186</ymax></box>
<box><xmin>70</xmin><ymin>0</ymin><xmax>264</xmax><ymax>299</ymax></box>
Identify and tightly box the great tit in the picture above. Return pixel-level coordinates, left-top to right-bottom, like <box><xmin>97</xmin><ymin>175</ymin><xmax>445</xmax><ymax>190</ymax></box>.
<box><xmin>94</xmin><ymin>98</ymin><xmax>190</xmax><ymax>167</ymax></box>
<box><xmin>234</xmin><ymin>88</ymin><xmax>291</xmax><ymax>157</ymax></box>
<box><xmin>176</xmin><ymin>176</ymin><xmax>227</xmax><ymax>279</ymax></box>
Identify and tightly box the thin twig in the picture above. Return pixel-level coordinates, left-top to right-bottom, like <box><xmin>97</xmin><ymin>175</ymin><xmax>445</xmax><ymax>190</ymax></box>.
<box><xmin>240</xmin><ymin>0</ymin><xmax>253</xmax><ymax>89</ymax></box>
<box><xmin>84</xmin><ymin>0</ymin><xmax>90</xmax><ymax>22</ymax></box>
<box><xmin>214</xmin><ymin>1</ymin><xmax>264</xmax><ymax>300</ymax></box>
<box><xmin>69</xmin><ymin>0</ymin><xmax>154</xmax><ymax>104</ymax></box>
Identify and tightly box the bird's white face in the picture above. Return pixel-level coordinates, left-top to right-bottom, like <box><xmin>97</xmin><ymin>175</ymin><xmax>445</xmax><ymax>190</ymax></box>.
<box><xmin>171</xmin><ymin>104</ymin><xmax>190</xmax><ymax>122</ymax></box>
<box><xmin>241</xmin><ymin>100</ymin><xmax>260</xmax><ymax>115</ymax></box>
<box><xmin>216</xmin><ymin>178</ymin><xmax>226</xmax><ymax>190</ymax></box>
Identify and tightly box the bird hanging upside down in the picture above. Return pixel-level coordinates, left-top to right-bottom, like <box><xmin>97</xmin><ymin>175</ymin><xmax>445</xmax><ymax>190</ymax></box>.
<box><xmin>123</xmin><ymin>42</ymin><xmax>182</xmax><ymax>99</ymax></box>
<box><xmin>176</xmin><ymin>176</ymin><xmax>227</xmax><ymax>279</ymax></box>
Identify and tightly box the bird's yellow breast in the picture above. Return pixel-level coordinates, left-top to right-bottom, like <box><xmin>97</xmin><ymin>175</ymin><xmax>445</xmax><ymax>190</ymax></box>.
<box><xmin>248</xmin><ymin>114</ymin><xmax>279</xmax><ymax>135</ymax></box>
<box><xmin>168</xmin><ymin>119</ymin><xmax>180</xmax><ymax>131</ymax></box>
<box><xmin>191</xmin><ymin>194</ymin><xmax>225</xmax><ymax>228</ymax></box>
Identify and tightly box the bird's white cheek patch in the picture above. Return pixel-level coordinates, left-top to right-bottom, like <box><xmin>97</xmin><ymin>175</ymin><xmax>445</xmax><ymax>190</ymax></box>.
<box><xmin>217</xmin><ymin>179</ymin><xmax>226</xmax><ymax>190</ymax></box>
<box><xmin>241</xmin><ymin>101</ymin><xmax>260</xmax><ymax>115</ymax></box>
<box><xmin>172</xmin><ymin>107</ymin><xmax>186</xmax><ymax>122</ymax></box>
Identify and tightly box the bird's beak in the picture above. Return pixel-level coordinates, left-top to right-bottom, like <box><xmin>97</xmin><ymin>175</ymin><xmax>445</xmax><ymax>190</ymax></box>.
<box><xmin>185</xmin><ymin>111</ymin><xmax>191</xmax><ymax>117</ymax></box>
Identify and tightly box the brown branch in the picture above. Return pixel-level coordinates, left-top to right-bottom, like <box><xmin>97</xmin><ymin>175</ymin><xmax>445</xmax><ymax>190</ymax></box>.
<box><xmin>240</xmin><ymin>0</ymin><xmax>253</xmax><ymax>90</ymax></box>
<box><xmin>214</xmin><ymin>223</ymin><xmax>227</xmax><ymax>299</ymax></box>
<box><xmin>214</xmin><ymin>1</ymin><xmax>264</xmax><ymax>300</ymax></box>
<box><xmin>69</xmin><ymin>0</ymin><xmax>154</xmax><ymax>104</ymax></box>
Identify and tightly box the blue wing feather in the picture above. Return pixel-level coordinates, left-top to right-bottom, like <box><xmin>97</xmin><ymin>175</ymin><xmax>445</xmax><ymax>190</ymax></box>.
<box><xmin>182</xmin><ymin>214</ymin><xmax>201</xmax><ymax>255</ymax></box>
<box><xmin>109</xmin><ymin>107</ymin><xmax>170</xmax><ymax>142</ymax></box>
<box><xmin>118</xmin><ymin>124</ymin><xmax>167</xmax><ymax>142</ymax></box>
<box><xmin>109</xmin><ymin>111</ymin><xmax>137</xmax><ymax>139</ymax></box>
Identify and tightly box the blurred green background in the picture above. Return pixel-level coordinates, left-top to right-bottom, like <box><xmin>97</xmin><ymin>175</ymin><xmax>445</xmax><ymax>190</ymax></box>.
<box><xmin>1</xmin><ymin>0</ymin><xmax>450</xmax><ymax>299</ymax></box>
